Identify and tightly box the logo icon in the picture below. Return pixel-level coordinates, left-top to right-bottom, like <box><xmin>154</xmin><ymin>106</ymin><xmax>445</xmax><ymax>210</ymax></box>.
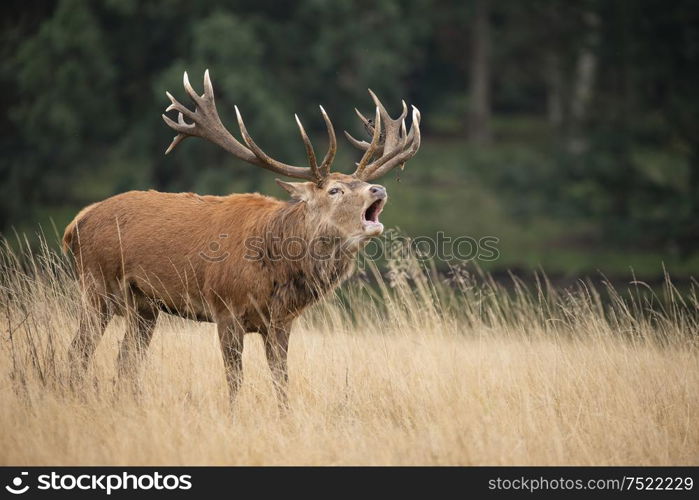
<box><xmin>199</xmin><ymin>234</ymin><xmax>230</xmax><ymax>262</ymax></box>
<box><xmin>5</xmin><ymin>472</ymin><xmax>29</xmax><ymax>495</ymax></box>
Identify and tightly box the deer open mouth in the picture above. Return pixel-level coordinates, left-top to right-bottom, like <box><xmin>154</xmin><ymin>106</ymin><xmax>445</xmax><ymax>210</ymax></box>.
<box><xmin>362</xmin><ymin>199</ymin><xmax>385</xmax><ymax>234</ymax></box>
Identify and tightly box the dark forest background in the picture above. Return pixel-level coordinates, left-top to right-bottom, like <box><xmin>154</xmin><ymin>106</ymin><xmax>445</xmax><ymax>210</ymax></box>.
<box><xmin>2</xmin><ymin>0</ymin><xmax>698</xmax><ymax>279</ymax></box>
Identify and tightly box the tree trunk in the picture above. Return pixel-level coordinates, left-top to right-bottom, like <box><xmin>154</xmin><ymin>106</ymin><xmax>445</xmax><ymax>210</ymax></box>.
<box><xmin>546</xmin><ymin>52</ymin><xmax>564</xmax><ymax>130</ymax></box>
<box><xmin>567</xmin><ymin>11</ymin><xmax>599</xmax><ymax>154</ymax></box>
<box><xmin>468</xmin><ymin>0</ymin><xmax>491</xmax><ymax>144</ymax></box>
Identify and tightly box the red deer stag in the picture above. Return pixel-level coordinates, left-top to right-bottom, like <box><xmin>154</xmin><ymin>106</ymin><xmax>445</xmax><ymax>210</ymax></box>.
<box><xmin>63</xmin><ymin>70</ymin><xmax>421</xmax><ymax>407</ymax></box>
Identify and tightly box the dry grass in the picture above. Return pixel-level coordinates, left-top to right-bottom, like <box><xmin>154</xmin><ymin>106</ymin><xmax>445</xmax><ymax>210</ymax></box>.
<box><xmin>0</xmin><ymin>237</ymin><xmax>698</xmax><ymax>465</ymax></box>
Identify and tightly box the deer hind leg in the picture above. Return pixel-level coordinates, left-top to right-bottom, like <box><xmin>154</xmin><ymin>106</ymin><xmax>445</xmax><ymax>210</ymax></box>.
<box><xmin>116</xmin><ymin>281</ymin><xmax>159</xmax><ymax>385</ymax></box>
<box><xmin>263</xmin><ymin>321</ymin><xmax>291</xmax><ymax>410</ymax></box>
<box><xmin>69</xmin><ymin>289</ymin><xmax>112</xmax><ymax>382</ymax></box>
<box><xmin>116</xmin><ymin>307</ymin><xmax>158</xmax><ymax>383</ymax></box>
<box><xmin>216</xmin><ymin>316</ymin><xmax>246</xmax><ymax>406</ymax></box>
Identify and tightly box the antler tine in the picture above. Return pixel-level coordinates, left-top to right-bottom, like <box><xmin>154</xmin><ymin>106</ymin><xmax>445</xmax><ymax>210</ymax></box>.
<box><xmin>343</xmin><ymin>130</ymin><xmax>371</xmax><ymax>151</ymax></box>
<box><xmin>319</xmin><ymin>105</ymin><xmax>336</xmax><ymax>177</ymax></box>
<box><xmin>396</xmin><ymin>118</ymin><xmax>408</xmax><ymax>171</ymax></box>
<box><xmin>294</xmin><ymin>114</ymin><xmax>321</xmax><ymax>181</ymax></box>
<box><xmin>357</xmin><ymin>117</ymin><xmax>411</xmax><ymax>177</ymax></box>
<box><xmin>367</xmin><ymin>89</ymin><xmax>388</xmax><ymax>117</ymax></box>
<box><xmin>183</xmin><ymin>71</ymin><xmax>203</xmax><ymax>106</ymax></box>
<box><xmin>367</xmin><ymin>89</ymin><xmax>406</xmax><ymax>152</ymax></box>
<box><xmin>400</xmin><ymin>100</ymin><xmax>409</xmax><ymax>121</ymax></box>
<box><xmin>368</xmin><ymin>89</ymin><xmax>408</xmax><ymax>124</ymax></box>
<box><xmin>163</xmin><ymin>111</ymin><xmax>194</xmax><ymax>154</ymax></box>
<box><xmin>354</xmin><ymin>108</ymin><xmax>371</xmax><ymax>129</ymax></box>
<box><xmin>363</xmin><ymin>106</ymin><xmax>421</xmax><ymax>181</ymax></box>
<box><xmin>353</xmin><ymin>107</ymin><xmax>382</xmax><ymax>179</ymax></box>
<box><xmin>165</xmin><ymin>92</ymin><xmax>195</xmax><ymax>120</ymax></box>
<box><xmin>164</xmin><ymin>134</ymin><xmax>185</xmax><ymax>155</ymax></box>
<box><xmin>350</xmin><ymin>89</ymin><xmax>421</xmax><ymax>181</ymax></box>
<box><xmin>163</xmin><ymin>70</ymin><xmax>336</xmax><ymax>181</ymax></box>
<box><xmin>203</xmin><ymin>69</ymin><xmax>214</xmax><ymax>100</ymax></box>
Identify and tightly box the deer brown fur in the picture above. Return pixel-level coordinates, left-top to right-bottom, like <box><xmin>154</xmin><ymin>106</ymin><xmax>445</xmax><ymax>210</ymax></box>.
<box><xmin>64</xmin><ymin>71</ymin><xmax>420</xmax><ymax>408</ymax></box>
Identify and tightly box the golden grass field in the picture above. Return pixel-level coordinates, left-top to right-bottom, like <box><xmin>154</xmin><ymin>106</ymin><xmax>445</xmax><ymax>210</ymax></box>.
<box><xmin>0</xmin><ymin>238</ymin><xmax>697</xmax><ymax>465</ymax></box>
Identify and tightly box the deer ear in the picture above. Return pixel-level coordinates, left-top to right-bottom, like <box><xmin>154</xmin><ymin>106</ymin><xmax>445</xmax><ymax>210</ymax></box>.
<box><xmin>275</xmin><ymin>179</ymin><xmax>314</xmax><ymax>201</ymax></box>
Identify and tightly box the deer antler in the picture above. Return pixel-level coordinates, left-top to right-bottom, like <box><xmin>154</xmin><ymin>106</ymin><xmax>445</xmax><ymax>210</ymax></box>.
<box><xmin>162</xmin><ymin>70</ymin><xmax>336</xmax><ymax>183</ymax></box>
<box><xmin>346</xmin><ymin>89</ymin><xmax>421</xmax><ymax>181</ymax></box>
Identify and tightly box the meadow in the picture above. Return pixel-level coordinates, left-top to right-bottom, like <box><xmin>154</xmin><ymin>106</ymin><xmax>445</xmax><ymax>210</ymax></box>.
<box><xmin>0</xmin><ymin>238</ymin><xmax>697</xmax><ymax>465</ymax></box>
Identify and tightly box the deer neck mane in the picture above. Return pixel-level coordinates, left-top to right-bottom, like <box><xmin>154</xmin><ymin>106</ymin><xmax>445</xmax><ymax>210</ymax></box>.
<box><xmin>260</xmin><ymin>200</ymin><xmax>358</xmax><ymax>307</ymax></box>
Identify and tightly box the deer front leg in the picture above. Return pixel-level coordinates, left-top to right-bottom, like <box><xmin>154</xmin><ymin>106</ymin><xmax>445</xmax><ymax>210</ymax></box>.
<box><xmin>216</xmin><ymin>317</ymin><xmax>246</xmax><ymax>406</ymax></box>
<box><xmin>264</xmin><ymin>321</ymin><xmax>291</xmax><ymax>410</ymax></box>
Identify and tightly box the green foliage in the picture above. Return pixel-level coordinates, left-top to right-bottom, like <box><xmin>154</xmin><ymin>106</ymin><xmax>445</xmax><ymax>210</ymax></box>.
<box><xmin>2</xmin><ymin>0</ymin><xmax>118</xmax><ymax>224</ymax></box>
<box><xmin>1</xmin><ymin>0</ymin><xmax>698</xmax><ymax>277</ymax></box>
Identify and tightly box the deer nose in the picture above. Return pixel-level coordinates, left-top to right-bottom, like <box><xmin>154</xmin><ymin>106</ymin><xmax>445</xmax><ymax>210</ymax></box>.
<box><xmin>370</xmin><ymin>185</ymin><xmax>387</xmax><ymax>198</ymax></box>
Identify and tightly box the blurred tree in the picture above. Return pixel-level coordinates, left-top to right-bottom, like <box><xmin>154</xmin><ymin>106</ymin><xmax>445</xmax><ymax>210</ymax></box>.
<box><xmin>292</xmin><ymin>0</ymin><xmax>430</xmax><ymax>116</ymax></box>
<box><xmin>630</xmin><ymin>0</ymin><xmax>699</xmax><ymax>255</ymax></box>
<box><xmin>468</xmin><ymin>0</ymin><xmax>491</xmax><ymax>144</ymax></box>
<box><xmin>557</xmin><ymin>0</ymin><xmax>698</xmax><ymax>255</ymax></box>
<box><xmin>2</xmin><ymin>0</ymin><xmax>117</xmax><ymax>225</ymax></box>
<box><xmin>1</xmin><ymin>0</ymin><xmax>697</xmax><ymax>269</ymax></box>
<box><xmin>495</xmin><ymin>1</ymin><xmax>593</xmax><ymax>145</ymax></box>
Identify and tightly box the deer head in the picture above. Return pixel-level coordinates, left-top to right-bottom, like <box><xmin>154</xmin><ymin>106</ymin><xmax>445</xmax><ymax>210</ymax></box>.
<box><xmin>162</xmin><ymin>70</ymin><xmax>421</xmax><ymax>241</ymax></box>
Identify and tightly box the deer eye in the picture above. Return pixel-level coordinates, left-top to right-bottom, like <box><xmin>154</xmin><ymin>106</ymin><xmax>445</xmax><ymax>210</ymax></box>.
<box><xmin>328</xmin><ymin>187</ymin><xmax>342</xmax><ymax>195</ymax></box>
